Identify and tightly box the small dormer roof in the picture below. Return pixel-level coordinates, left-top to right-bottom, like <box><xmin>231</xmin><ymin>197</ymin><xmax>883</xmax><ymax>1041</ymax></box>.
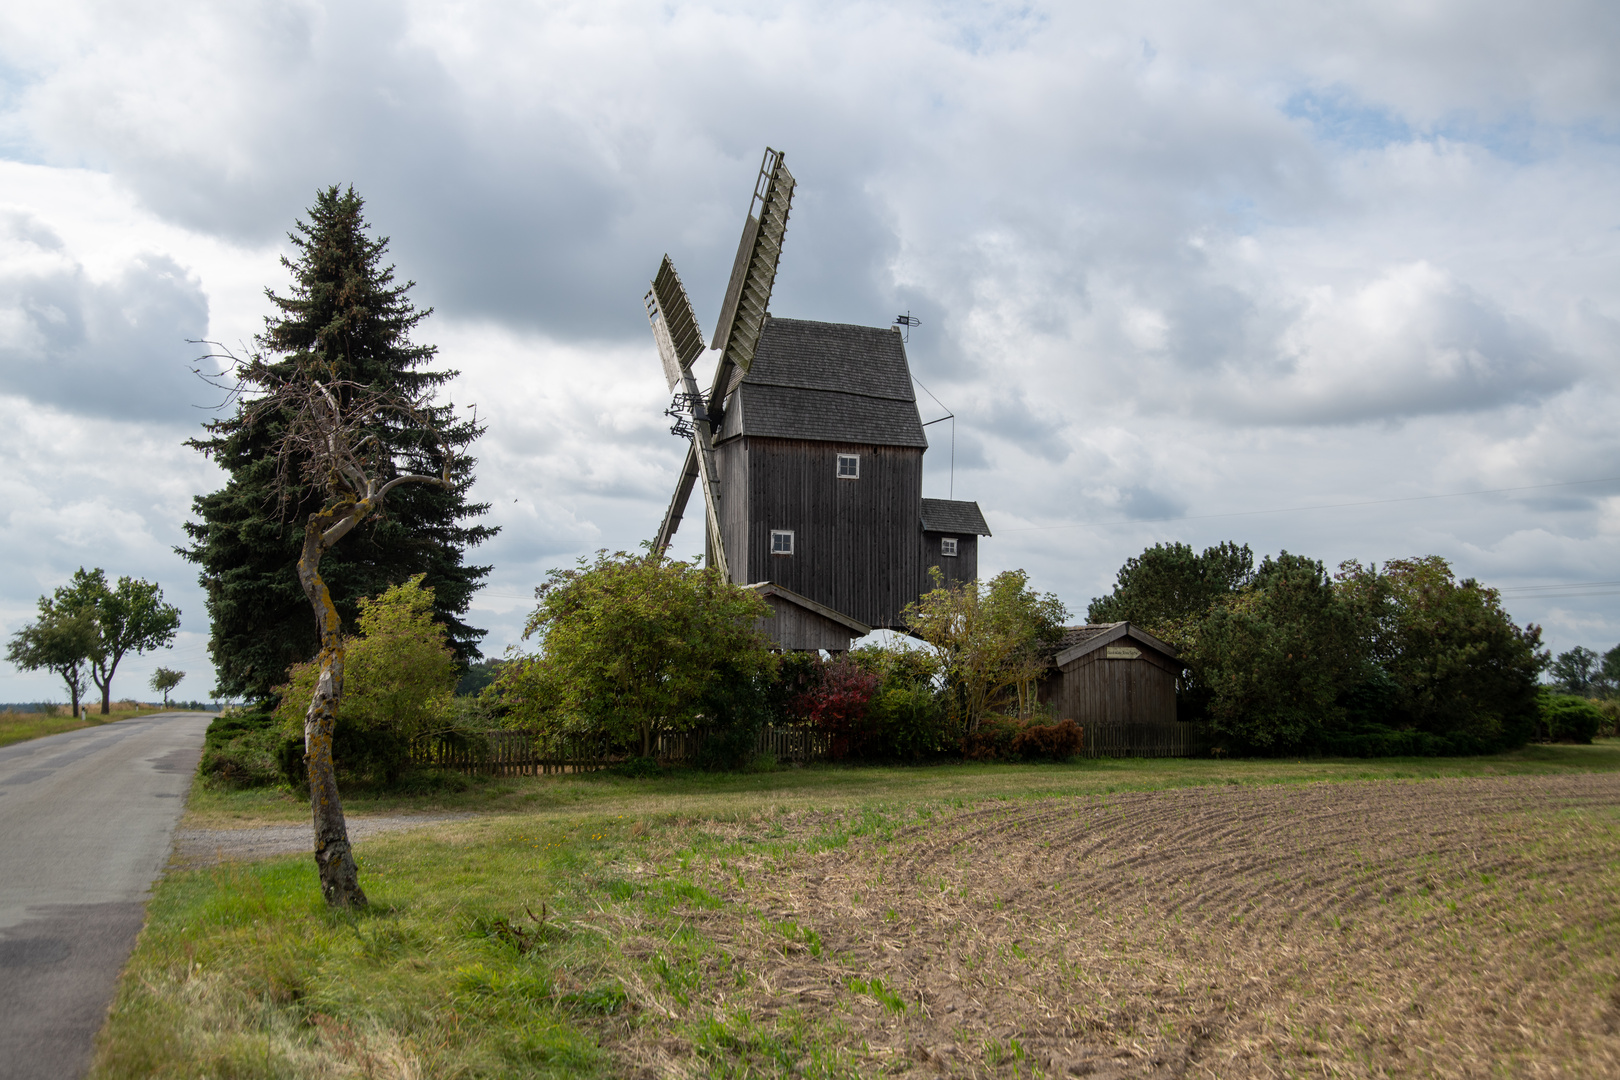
<box><xmin>920</xmin><ymin>499</ymin><xmax>991</xmax><ymax>536</ymax></box>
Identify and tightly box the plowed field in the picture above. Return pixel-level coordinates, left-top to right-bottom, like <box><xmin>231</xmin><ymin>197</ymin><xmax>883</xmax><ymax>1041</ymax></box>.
<box><xmin>624</xmin><ymin>774</ymin><xmax>1620</xmax><ymax>1077</ymax></box>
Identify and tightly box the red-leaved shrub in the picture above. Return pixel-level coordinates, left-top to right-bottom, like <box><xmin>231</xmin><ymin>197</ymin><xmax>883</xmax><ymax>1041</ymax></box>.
<box><xmin>962</xmin><ymin>716</ymin><xmax>1084</xmax><ymax>761</ymax></box>
<box><xmin>789</xmin><ymin>658</ymin><xmax>881</xmax><ymax>759</ymax></box>
<box><xmin>1010</xmin><ymin>719</ymin><xmax>1083</xmax><ymax>760</ymax></box>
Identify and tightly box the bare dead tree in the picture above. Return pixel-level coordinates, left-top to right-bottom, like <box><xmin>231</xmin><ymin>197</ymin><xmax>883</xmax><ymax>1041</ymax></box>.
<box><xmin>196</xmin><ymin>341</ymin><xmax>461</xmax><ymax>907</ymax></box>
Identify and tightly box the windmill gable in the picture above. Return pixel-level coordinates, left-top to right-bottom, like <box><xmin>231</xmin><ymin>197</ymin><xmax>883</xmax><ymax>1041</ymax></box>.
<box><xmin>717</xmin><ymin>318</ymin><xmax>928</xmax><ymax>447</ymax></box>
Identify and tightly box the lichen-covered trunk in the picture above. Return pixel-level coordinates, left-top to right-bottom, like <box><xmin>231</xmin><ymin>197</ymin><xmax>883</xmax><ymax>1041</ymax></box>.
<box><xmin>297</xmin><ymin>514</ymin><xmax>367</xmax><ymax>908</ymax></box>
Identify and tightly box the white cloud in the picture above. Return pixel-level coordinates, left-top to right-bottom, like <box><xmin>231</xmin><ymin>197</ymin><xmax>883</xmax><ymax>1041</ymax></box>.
<box><xmin>0</xmin><ymin>0</ymin><xmax>1618</xmax><ymax>695</ymax></box>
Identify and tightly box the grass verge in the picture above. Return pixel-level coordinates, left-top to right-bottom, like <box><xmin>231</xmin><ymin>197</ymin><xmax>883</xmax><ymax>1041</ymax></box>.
<box><xmin>100</xmin><ymin>743</ymin><xmax>1620</xmax><ymax>1077</ymax></box>
<box><xmin>0</xmin><ymin>705</ymin><xmax>202</xmax><ymax>748</ymax></box>
<box><xmin>182</xmin><ymin>740</ymin><xmax>1620</xmax><ymax>828</ymax></box>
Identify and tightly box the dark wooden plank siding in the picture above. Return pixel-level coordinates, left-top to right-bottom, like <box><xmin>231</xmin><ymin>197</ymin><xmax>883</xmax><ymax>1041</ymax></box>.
<box><xmin>716</xmin><ymin>437</ymin><xmax>752</xmax><ymax>584</ymax></box>
<box><xmin>756</xmin><ymin>596</ymin><xmax>858</xmax><ymax>652</ymax></box>
<box><xmin>921</xmin><ymin>533</ymin><xmax>977</xmax><ymax>594</ymax></box>
<box><xmin>1039</xmin><ymin>648</ymin><xmax>1179</xmax><ymax>726</ymax></box>
<box><xmin>723</xmin><ymin>437</ymin><xmax>924</xmax><ymax>629</ymax></box>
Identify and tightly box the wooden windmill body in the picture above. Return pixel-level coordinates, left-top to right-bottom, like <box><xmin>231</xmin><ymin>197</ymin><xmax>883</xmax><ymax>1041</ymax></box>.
<box><xmin>646</xmin><ymin>149</ymin><xmax>990</xmax><ymax>650</ymax></box>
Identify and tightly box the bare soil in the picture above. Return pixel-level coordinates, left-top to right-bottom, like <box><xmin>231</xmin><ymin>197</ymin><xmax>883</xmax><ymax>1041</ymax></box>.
<box><xmin>623</xmin><ymin>774</ymin><xmax>1620</xmax><ymax>1077</ymax></box>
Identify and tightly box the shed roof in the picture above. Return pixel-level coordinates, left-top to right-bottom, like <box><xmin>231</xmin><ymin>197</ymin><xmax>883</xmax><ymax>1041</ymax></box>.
<box><xmin>716</xmin><ymin>317</ymin><xmax>928</xmax><ymax>447</ymax></box>
<box><xmin>920</xmin><ymin>499</ymin><xmax>991</xmax><ymax>536</ymax></box>
<box><xmin>1052</xmin><ymin>625</ymin><xmax>1114</xmax><ymax>655</ymax></box>
<box><xmin>742</xmin><ymin>581</ymin><xmax>873</xmax><ymax>635</ymax></box>
<box><xmin>1052</xmin><ymin>622</ymin><xmax>1179</xmax><ymax>669</ymax></box>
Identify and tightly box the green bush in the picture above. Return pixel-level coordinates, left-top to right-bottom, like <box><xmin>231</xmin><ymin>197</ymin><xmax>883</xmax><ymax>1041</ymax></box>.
<box><xmin>1596</xmin><ymin>699</ymin><xmax>1620</xmax><ymax>738</ymax></box>
<box><xmin>863</xmin><ymin>683</ymin><xmax>954</xmax><ymax>760</ymax></box>
<box><xmin>274</xmin><ymin>576</ymin><xmax>460</xmax><ymax>788</ymax></box>
<box><xmin>844</xmin><ymin>644</ymin><xmax>955</xmax><ymax>761</ymax></box>
<box><xmin>695</xmin><ymin>662</ymin><xmax>773</xmax><ymax>771</ymax></box>
<box><xmin>500</xmin><ymin>550</ymin><xmax>772</xmax><ymax>759</ymax></box>
<box><xmin>961</xmin><ymin>715</ymin><xmax>1080</xmax><ymax>762</ymax></box>
<box><xmin>1539</xmin><ymin>693</ymin><xmax>1603</xmax><ymax>744</ymax></box>
<box><xmin>1317</xmin><ymin>724</ymin><xmax>1486</xmax><ymax>758</ymax></box>
<box><xmin>198</xmin><ymin>711</ymin><xmax>284</xmax><ymax>787</ymax></box>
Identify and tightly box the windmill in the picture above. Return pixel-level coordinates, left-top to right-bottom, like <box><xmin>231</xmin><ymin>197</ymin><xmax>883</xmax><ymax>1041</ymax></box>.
<box><xmin>647</xmin><ymin>147</ymin><xmax>795</xmax><ymax>581</ymax></box>
<box><xmin>642</xmin><ymin>147</ymin><xmax>990</xmax><ymax>650</ymax></box>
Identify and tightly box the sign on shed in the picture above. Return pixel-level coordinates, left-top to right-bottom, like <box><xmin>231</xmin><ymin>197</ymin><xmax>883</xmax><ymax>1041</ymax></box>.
<box><xmin>1037</xmin><ymin>622</ymin><xmax>1181</xmax><ymax>726</ymax></box>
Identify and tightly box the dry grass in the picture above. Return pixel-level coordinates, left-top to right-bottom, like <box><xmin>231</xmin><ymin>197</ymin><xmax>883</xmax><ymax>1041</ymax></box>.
<box><xmin>97</xmin><ymin>753</ymin><xmax>1620</xmax><ymax>1078</ymax></box>
<box><xmin>623</xmin><ymin>774</ymin><xmax>1620</xmax><ymax>1077</ymax></box>
<box><xmin>0</xmin><ymin>703</ymin><xmax>185</xmax><ymax>748</ymax></box>
<box><xmin>179</xmin><ymin>741</ymin><xmax>1620</xmax><ymax>829</ymax></box>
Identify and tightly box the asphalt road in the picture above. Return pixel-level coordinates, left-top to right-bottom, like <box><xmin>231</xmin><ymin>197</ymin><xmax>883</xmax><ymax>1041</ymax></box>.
<box><xmin>0</xmin><ymin>712</ymin><xmax>212</xmax><ymax>1080</ymax></box>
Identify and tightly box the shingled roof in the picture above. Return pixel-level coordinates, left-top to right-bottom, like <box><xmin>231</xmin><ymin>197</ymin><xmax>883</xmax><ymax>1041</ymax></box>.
<box><xmin>716</xmin><ymin>317</ymin><xmax>928</xmax><ymax>447</ymax></box>
<box><xmin>920</xmin><ymin>498</ymin><xmax>991</xmax><ymax>535</ymax></box>
<box><xmin>1048</xmin><ymin>622</ymin><xmax>1180</xmax><ymax>667</ymax></box>
<box><xmin>1052</xmin><ymin>625</ymin><xmax>1115</xmax><ymax>655</ymax></box>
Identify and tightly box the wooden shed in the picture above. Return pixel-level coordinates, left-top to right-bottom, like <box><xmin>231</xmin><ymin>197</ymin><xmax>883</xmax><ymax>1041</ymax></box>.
<box><xmin>743</xmin><ymin>581</ymin><xmax>872</xmax><ymax>653</ymax></box>
<box><xmin>1037</xmin><ymin>622</ymin><xmax>1181</xmax><ymax>726</ymax></box>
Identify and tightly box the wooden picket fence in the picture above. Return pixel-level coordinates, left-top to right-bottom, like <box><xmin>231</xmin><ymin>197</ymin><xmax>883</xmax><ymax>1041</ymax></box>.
<box><xmin>1078</xmin><ymin>722</ymin><xmax>1211</xmax><ymax>759</ymax></box>
<box><xmin>411</xmin><ymin>730</ymin><xmax>618</xmax><ymax>776</ymax></box>
<box><xmin>757</xmin><ymin>725</ymin><xmax>833</xmax><ymax>763</ymax></box>
<box><xmin>412</xmin><ymin>721</ymin><xmax>1209</xmax><ymax>775</ymax></box>
<box><xmin>411</xmin><ymin>724</ymin><xmax>834</xmax><ymax>776</ymax></box>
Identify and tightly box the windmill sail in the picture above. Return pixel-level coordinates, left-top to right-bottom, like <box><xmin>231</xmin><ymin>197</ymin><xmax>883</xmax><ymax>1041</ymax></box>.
<box><xmin>646</xmin><ymin>259</ymin><xmax>730</xmax><ymax>578</ymax></box>
<box><xmin>710</xmin><ymin>148</ymin><xmax>795</xmax><ymax>399</ymax></box>
<box><xmin>653</xmin><ymin>442</ymin><xmax>700</xmax><ymax>553</ymax></box>
<box><xmin>644</xmin><ymin>255</ymin><xmax>706</xmax><ymax>392</ymax></box>
<box><xmin>647</xmin><ymin>146</ymin><xmax>792</xmax><ymax>579</ymax></box>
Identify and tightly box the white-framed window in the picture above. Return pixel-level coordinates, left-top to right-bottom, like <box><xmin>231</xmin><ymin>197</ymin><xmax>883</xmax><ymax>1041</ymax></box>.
<box><xmin>940</xmin><ymin>537</ymin><xmax>959</xmax><ymax>557</ymax></box>
<box><xmin>836</xmin><ymin>453</ymin><xmax>860</xmax><ymax>479</ymax></box>
<box><xmin>771</xmin><ymin>529</ymin><xmax>795</xmax><ymax>555</ymax></box>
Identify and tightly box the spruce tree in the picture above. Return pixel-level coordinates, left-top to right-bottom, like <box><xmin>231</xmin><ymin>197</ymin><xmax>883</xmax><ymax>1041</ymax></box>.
<box><xmin>182</xmin><ymin>185</ymin><xmax>495</xmax><ymax>701</ymax></box>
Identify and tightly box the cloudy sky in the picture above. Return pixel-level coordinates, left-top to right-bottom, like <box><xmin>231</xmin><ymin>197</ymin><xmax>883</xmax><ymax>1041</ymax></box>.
<box><xmin>2</xmin><ymin>0</ymin><xmax>1618</xmax><ymax>702</ymax></box>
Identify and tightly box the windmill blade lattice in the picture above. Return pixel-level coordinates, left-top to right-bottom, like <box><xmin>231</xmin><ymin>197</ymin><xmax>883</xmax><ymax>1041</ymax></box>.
<box><xmin>644</xmin><ymin>255</ymin><xmax>706</xmax><ymax>392</ymax></box>
<box><xmin>710</xmin><ymin>148</ymin><xmax>795</xmax><ymax>400</ymax></box>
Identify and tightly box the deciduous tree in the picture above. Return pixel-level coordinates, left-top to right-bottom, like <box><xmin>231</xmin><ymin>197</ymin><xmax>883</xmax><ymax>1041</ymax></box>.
<box><xmin>1338</xmin><ymin>556</ymin><xmax>1544</xmax><ymax>749</ymax></box>
<box><xmin>201</xmin><ymin>333</ymin><xmax>462</xmax><ymax>908</ymax></box>
<box><xmin>150</xmin><ymin>667</ymin><xmax>185</xmax><ymax>707</ymax></box>
<box><xmin>1087</xmin><ymin>541</ymin><xmax>1254</xmax><ymax>631</ymax></box>
<box><xmin>51</xmin><ymin>568</ymin><xmax>181</xmax><ymax>714</ymax></box>
<box><xmin>6</xmin><ymin>603</ymin><xmax>97</xmax><ymax>717</ymax></box>
<box><xmin>506</xmin><ymin>550</ymin><xmax>772</xmax><ymax>756</ymax></box>
<box><xmin>274</xmin><ymin>576</ymin><xmax>458</xmax><ymax>784</ymax></box>
<box><xmin>906</xmin><ymin>569</ymin><xmax>1067</xmax><ymax>732</ymax></box>
<box><xmin>1548</xmin><ymin>646</ymin><xmax>1600</xmax><ymax>697</ymax></box>
<box><xmin>1180</xmin><ymin>553</ymin><xmax>1364</xmax><ymax>749</ymax></box>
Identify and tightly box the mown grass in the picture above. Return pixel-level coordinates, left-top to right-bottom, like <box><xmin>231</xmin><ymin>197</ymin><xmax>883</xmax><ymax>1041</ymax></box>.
<box><xmin>99</xmin><ymin>741</ymin><xmax>1620</xmax><ymax>1077</ymax></box>
<box><xmin>183</xmin><ymin>739</ymin><xmax>1620</xmax><ymax>828</ymax></box>
<box><xmin>0</xmin><ymin>705</ymin><xmax>202</xmax><ymax>748</ymax></box>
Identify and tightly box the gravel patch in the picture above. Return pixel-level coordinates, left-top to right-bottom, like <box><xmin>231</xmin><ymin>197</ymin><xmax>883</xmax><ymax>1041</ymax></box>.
<box><xmin>170</xmin><ymin>812</ymin><xmax>479</xmax><ymax>867</ymax></box>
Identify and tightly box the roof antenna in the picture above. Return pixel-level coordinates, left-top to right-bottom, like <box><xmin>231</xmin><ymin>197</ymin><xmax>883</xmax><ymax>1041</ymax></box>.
<box><xmin>893</xmin><ymin>311</ymin><xmax>921</xmax><ymax>344</ymax></box>
<box><xmin>914</xmin><ymin>375</ymin><xmax>955</xmax><ymax>501</ymax></box>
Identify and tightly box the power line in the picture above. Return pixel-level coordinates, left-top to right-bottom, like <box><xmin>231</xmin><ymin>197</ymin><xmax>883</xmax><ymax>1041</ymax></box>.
<box><xmin>1497</xmin><ymin>580</ymin><xmax>1620</xmax><ymax>598</ymax></box>
<box><xmin>1000</xmin><ymin>476</ymin><xmax>1620</xmax><ymax>533</ymax></box>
